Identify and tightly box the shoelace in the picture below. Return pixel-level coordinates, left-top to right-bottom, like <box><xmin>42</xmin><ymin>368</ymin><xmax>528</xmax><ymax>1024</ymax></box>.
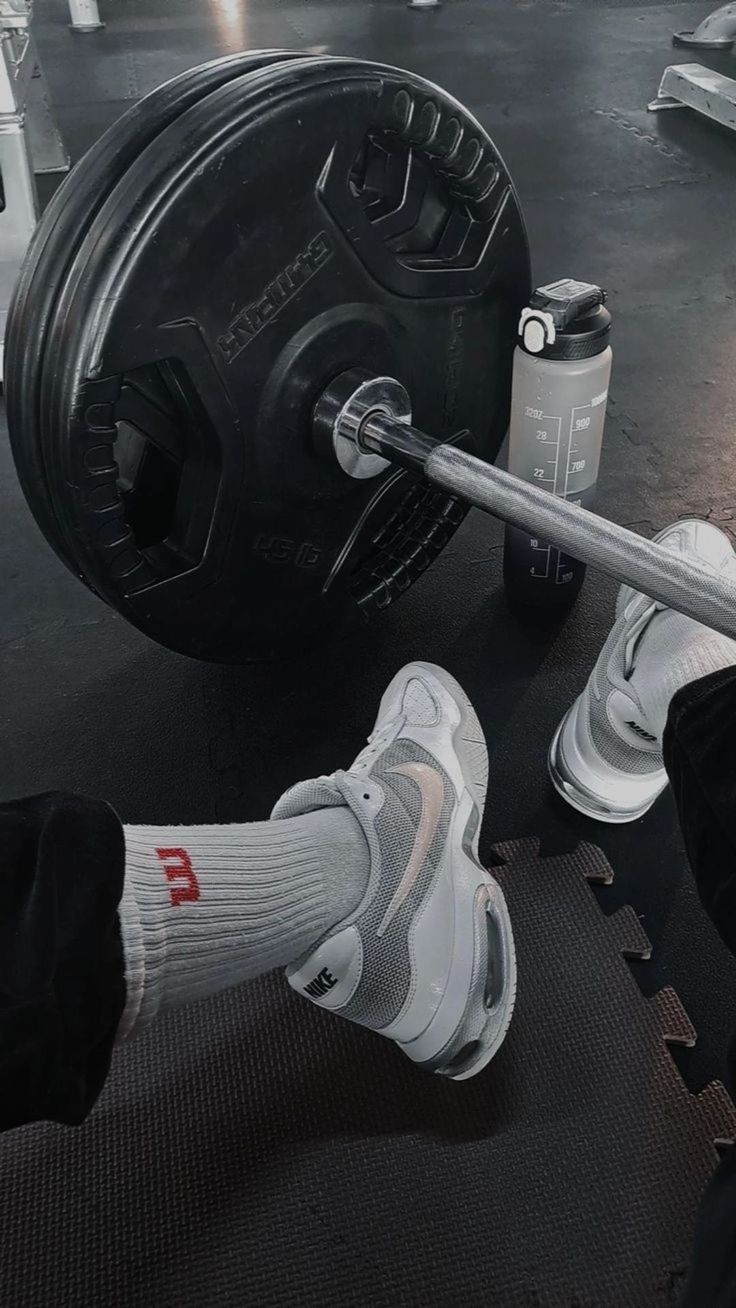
<box><xmin>621</xmin><ymin>601</ymin><xmax>661</xmax><ymax>682</ymax></box>
<box><xmin>349</xmin><ymin>716</ymin><xmax>402</xmax><ymax>773</ymax></box>
<box><xmin>594</xmin><ymin>597</ymin><xmax>659</xmax><ymax>707</ymax></box>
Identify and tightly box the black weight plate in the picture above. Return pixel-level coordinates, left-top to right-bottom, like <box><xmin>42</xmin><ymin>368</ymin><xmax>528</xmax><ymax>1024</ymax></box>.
<box><xmin>41</xmin><ymin>56</ymin><xmax>531</xmax><ymax>662</ymax></box>
<box><xmin>6</xmin><ymin>49</ymin><xmax>300</xmax><ymax>570</ymax></box>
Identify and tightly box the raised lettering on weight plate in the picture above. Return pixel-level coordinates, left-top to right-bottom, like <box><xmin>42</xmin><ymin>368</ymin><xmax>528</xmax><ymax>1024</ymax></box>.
<box><xmin>217</xmin><ymin>232</ymin><xmax>334</xmax><ymax>364</ymax></box>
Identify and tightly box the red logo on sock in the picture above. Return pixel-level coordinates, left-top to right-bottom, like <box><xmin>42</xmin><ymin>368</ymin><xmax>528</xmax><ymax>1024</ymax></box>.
<box><xmin>156</xmin><ymin>847</ymin><xmax>200</xmax><ymax>906</ymax></box>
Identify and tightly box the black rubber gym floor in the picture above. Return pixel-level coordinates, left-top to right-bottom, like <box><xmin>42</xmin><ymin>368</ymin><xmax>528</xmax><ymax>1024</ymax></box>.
<box><xmin>3</xmin><ymin>841</ymin><xmax>735</xmax><ymax>1307</ymax></box>
<box><xmin>3</xmin><ymin>0</ymin><xmax>736</xmax><ymax>1301</ymax></box>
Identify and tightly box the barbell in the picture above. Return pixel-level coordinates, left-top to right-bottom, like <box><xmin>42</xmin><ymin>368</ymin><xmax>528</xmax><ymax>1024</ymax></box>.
<box><xmin>6</xmin><ymin>51</ymin><xmax>736</xmax><ymax>662</ymax></box>
<box><xmin>315</xmin><ymin>370</ymin><xmax>736</xmax><ymax>639</ymax></box>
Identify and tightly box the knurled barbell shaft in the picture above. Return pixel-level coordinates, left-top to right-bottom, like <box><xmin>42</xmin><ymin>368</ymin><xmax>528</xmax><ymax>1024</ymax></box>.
<box><xmin>360</xmin><ymin>410</ymin><xmax>736</xmax><ymax>642</ymax></box>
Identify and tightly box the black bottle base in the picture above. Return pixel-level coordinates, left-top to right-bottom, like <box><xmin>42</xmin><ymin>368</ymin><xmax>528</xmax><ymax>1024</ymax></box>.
<box><xmin>503</xmin><ymin>527</ymin><xmax>586</xmax><ymax>617</ymax></box>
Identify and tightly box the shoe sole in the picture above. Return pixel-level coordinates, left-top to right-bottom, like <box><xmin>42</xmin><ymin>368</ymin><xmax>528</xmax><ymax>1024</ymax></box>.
<box><xmin>385</xmin><ymin>663</ymin><xmax>518</xmax><ymax>1081</ymax></box>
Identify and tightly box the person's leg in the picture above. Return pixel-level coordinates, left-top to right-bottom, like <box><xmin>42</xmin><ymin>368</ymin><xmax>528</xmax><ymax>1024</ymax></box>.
<box><xmin>118</xmin><ymin>807</ymin><xmax>368</xmax><ymax>1037</ymax></box>
<box><xmin>0</xmin><ymin>791</ymin><xmax>126</xmax><ymax>1130</ymax></box>
<box><xmin>549</xmin><ymin>520</ymin><xmax>736</xmax><ymax>1305</ymax></box>
<box><xmin>665</xmin><ymin>665</ymin><xmax>736</xmax><ymax>956</ymax></box>
<box><xmin>123</xmin><ymin>662</ymin><xmax>515</xmax><ymax>1080</ymax></box>
<box><xmin>0</xmin><ymin>663</ymin><xmax>515</xmax><ymax>1131</ymax></box>
<box><xmin>664</xmin><ymin>665</ymin><xmax>736</xmax><ymax>1308</ymax></box>
<box><xmin>0</xmin><ymin>791</ymin><xmax>369</xmax><ymax>1129</ymax></box>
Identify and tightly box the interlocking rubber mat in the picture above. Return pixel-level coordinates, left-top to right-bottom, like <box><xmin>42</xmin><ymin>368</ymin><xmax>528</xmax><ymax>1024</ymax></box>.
<box><xmin>2</xmin><ymin>839</ymin><xmax>734</xmax><ymax>1307</ymax></box>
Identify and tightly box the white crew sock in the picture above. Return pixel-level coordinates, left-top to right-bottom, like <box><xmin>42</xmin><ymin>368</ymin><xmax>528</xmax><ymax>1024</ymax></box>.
<box><xmin>633</xmin><ymin>609</ymin><xmax>736</xmax><ymax>742</ymax></box>
<box><xmin>117</xmin><ymin>807</ymin><xmax>369</xmax><ymax>1039</ymax></box>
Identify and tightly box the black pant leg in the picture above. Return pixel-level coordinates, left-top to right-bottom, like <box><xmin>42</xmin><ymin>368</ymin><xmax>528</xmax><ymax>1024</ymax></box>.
<box><xmin>0</xmin><ymin>792</ymin><xmax>126</xmax><ymax>1130</ymax></box>
<box><xmin>665</xmin><ymin>665</ymin><xmax>736</xmax><ymax>958</ymax></box>
<box><xmin>664</xmin><ymin>666</ymin><xmax>736</xmax><ymax>1307</ymax></box>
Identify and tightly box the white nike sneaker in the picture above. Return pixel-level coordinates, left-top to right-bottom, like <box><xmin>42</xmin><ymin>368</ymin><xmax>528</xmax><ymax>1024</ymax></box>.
<box><xmin>272</xmin><ymin>662</ymin><xmax>516</xmax><ymax>1080</ymax></box>
<box><xmin>549</xmin><ymin>519</ymin><xmax>736</xmax><ymax>824</ymax></box>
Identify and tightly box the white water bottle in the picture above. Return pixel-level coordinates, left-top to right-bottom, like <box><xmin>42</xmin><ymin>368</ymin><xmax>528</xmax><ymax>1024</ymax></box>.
<box><xmin>503</xmin><ymin>279</ymin><xmax>612</xmax><ymax>612</ymax></box>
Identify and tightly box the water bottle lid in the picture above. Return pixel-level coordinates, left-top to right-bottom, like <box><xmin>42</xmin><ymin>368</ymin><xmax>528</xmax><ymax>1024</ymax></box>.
<box><xmin>519</xmin><ymin>280</ymin><xmax>612</xmax><ymax>360</ymax></box>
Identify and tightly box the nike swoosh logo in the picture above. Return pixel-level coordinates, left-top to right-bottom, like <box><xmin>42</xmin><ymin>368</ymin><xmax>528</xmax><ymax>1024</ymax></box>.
<box><xmin>376</xmin><ymin>761</ymin><xmax>445</xmax><ymax>938</ymax></box>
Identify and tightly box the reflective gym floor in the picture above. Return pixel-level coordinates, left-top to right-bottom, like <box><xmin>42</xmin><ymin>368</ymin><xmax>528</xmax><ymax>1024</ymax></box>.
<box><xmin>3</xmin><ymin>0</ymin><xmax>736</xmax><ymax>1301</ymax></box>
